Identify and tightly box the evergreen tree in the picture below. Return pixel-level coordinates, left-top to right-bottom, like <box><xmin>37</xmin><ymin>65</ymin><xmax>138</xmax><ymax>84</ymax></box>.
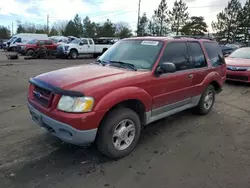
<box><xmin>169</xmin><ymin>0</ymin><xmax>189</xmax><ymax>35</ymax></box>
<box><xmin>137</xmin><ymin>12</ymin><xmax>148</xmax><ymax>36</ymax></box>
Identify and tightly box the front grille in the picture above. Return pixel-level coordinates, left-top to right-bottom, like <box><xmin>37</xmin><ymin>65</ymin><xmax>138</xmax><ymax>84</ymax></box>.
<box><xmin>227</xmin><ymin>67</ymin><xmax>247</xmax><ymax>71</ymax></box>
<box><xmin>33</xmin><ymin>85</ymin><xmax>54</xmax><ymax>107</ymax></box>
<box><xmin>226</xmin><ymin>74</ymin><xmax>248</xmax><ymax>81</ymax></box>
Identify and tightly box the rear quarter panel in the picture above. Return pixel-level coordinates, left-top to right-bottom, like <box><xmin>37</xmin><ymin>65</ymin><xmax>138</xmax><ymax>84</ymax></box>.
<box><xmin>191</xmin><ymin>41</ymin><xmax>226</xmax><ymax>96</ymax></box>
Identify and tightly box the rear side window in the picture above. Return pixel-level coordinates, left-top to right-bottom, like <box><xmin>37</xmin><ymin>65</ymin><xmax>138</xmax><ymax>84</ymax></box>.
<box><xmin>203</xmin><ymin>42</ymin><xmax>224</xmax><ymax>67</ymax></box>
<box><xmin>38</xmin><ymin>40</ymin><xmax>45</xmax><ymax>45</ymax></box>
<box><xmin>88</xmin><ymin>39</ymin><xmax>93</xmax><ymax>45</ymax></box>
<box><xmin>45</xmin><ymin>40</ymin><xmax>53</xmax><ymax>45</ymax></box>
<box><xmin>160</xmin><ymin>42</ymin><xmax>191</xmax><ymax>71</ymax></box>
<box><xmin>189</xmin><ymin>42</ymin><xmax>207</xmax><ymax>68</ymax></box>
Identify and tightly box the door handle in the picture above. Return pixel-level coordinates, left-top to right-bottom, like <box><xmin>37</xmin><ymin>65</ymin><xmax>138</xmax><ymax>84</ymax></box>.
<box><xmin>188</xmin><ymin>74</ymin><xmax>194</xmax><ymax>78</ymax></box>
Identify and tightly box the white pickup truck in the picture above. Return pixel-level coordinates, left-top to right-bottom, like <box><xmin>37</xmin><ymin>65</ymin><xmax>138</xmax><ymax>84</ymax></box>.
<box><xmin>56</xmin><ymin>38</ymin><xmax>113</xmax><ymax>59</ymax></box>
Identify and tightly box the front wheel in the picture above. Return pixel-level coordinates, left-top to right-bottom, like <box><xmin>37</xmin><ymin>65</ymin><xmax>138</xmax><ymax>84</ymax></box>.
<box><xmin>96</xmin><ymin>108</ymin><xmax>141</xmax><ymax>159</ymax></box>
<box><xmin>70</xmin><ymin>50</ymin><xmax>78</xmax><ymax>59</ymax></box>
<box><xmin>195</xmin><ymin>85</ymin><xmax>216</xmax><ymax>115</ymax></box>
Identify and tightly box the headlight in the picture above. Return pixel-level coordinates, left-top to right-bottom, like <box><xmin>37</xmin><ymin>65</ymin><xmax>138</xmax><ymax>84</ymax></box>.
<box><xmin>247</xmin><ymin>67</ymin><xmax>250</xmax><ymax>71</ymax></box>
<box><xmin>57</xmin><ymin>96</ymin><xmax>94</xmax><ymax>112</ymax></box>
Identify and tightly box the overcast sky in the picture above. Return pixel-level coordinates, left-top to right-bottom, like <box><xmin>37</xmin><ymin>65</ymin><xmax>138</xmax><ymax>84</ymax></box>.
<box><xmin>0</xmin><ymin>0</ymin><xmax>247</xmax><ymax>35</ymax></box>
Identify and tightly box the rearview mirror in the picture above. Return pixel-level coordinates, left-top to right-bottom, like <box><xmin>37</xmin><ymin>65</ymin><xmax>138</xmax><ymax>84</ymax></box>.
<box><xmin>157</xmin><ymin>62</ymin><xmax>176</xmax><ymax>74</ymax></box>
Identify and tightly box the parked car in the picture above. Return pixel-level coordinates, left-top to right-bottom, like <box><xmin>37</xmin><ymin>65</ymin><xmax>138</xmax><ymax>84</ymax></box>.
<box><xmin>18</xmin><ymin>39</ymin><xmax>59</xmax><ymax>55</ymax></box>
<box><xmin>67</xmin><ymin>36</ymin><xmax>78</xmax><ymax>42</ymax></box>
<box><xmin>56</xmin><ymin>38</ymin><xmax>112</xmax><ymax>59</ymax></box>
<box><xmin>225</xmin><ymin>47</ymin><xmax>250</xmax><ymax>83</ymax></box>
<box><xmin>220</xmin><ymin>45</ymin><xmax>235</xmax><ymax>56</ymax></box>
<box><xmin>52</xmin><ymin>36</ymin><xmax>70</xmax><ymax>45</ymax></box>
<box><xmin>225</xmin><ymin>43</ymin><xmax>240</xmax><ymax>50</ymax></box>
<box><xmin>27</xmin><ymin>36</ymin><xmax>226</xmax><ymax>159</ymax></box>
<box><xmin>4</xmin><ymin>33</ymin><xmax>49</xmax><ymax>51</ymax></box>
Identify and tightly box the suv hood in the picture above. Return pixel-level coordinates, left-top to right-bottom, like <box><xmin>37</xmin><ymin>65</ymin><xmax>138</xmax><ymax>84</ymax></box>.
<box><xmin>35</xmin><ymin>64</ymin><xmax>146</xmax><ymax>91</ymax></box>
<box><xmin>226</xmin><ymin>57</ymin><xmax>250</xmax><ymax>67</ymax></box>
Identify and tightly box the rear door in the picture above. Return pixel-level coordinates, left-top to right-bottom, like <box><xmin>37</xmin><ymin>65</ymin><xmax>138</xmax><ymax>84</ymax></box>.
<box><xmin>87</xmin><ymin>39</ymin><xmax>95</xmax><ymax>53</ymax></box>
<box><xmin>151</xmin><ymin>41</ymin><xmax>194</xmax><ymax>112</ymax></box>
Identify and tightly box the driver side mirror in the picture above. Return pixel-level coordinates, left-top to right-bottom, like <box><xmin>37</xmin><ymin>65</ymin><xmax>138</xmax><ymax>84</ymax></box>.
<box><xmin>156</xmin><ymin>62</ymin><xmax>176</xmax><ymax>74</ymax></box>
<box><xmin>79</xmin><ymin>42</ymin><xmax>84</xmax><ymax>45</ymax></box>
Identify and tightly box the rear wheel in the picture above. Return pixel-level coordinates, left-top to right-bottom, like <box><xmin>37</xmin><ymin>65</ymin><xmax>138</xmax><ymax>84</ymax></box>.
<box><xmin>70</xmin><ymin>49</ymin><xmax>78</xmax><ymax>59</ymax></box>
<box><xmin>195</xmin><ymin>85</ymin><xmax>215</xmax><ymax>115</ymax></box>
<box><xmin>93</xmin><ymin>53</ymin><xmax>99</xmax><ymax>58</ymax></box>
<box><xmin>96</xmin><ymin>108</ymin><xmax>141</xmax><ymax>159</ymax></box>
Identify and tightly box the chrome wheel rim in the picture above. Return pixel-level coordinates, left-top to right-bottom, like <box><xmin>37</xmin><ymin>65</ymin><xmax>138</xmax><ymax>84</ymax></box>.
<box><xmin>112</xmin><ymin>119</ymin><xmax>136</xmax><ymax>151</ymax></box>
<box><xmin>204</xmin><ymin>91</ymin><xmax>214</xmax><ymax>110</ymax></box>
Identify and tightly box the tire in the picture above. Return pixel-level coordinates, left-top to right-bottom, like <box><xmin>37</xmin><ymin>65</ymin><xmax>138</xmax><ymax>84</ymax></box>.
<box><xmin>26</xmin><ymin>49</ymin><xmax>35</xmax><ymax>56</ymax></box>
<box><xmin>195</xmin><ymin>85</ymin><xmax>216</xmax><ymax>115</ymax></box>
<box><xmin>96</xmin><ymin>108</ymin><xmax>141</xmax><ymax>159</ymax></box>
<box><xmin>93</xmin><ymin>53</ymin><xmax>99</xmax><ymax>58</ymax></box>
<box><xmin>102</xmin><ymin>48</ymin><xmax>107</xmax><ymax>54</ymax></box>
<box><xmin>70</xmin><ymin>49</ymin><xmax>78</xmax><ymax>59</ymax></box>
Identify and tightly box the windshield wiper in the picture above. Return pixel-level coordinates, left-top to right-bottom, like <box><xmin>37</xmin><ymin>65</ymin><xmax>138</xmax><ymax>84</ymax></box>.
<box><xmin>93</xmin><ymin>59</ymin><xmax>107</xmax><ymax>66</ymax></box>
<box><xmin>108</xmin><ymin>60</ymin><xmax>137</xmax><ymax>71</ymax></box>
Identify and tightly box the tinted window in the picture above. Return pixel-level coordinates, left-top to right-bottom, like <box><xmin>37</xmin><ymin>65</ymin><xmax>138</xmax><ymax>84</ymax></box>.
<box><xmin>45</xmin><ymin>40</ymin><xmax>53</xmax><ymax>45</ymax></box>
<box><xmin>38</xmin><ymin>40</ymin><xmax>45</xmax><ymax>45</ymax></box>
<box><xmin>88</xmin><ymin>39</ymin><xmax>93</xmax><ymax>45</ymax></box>
<box><xmin>189</xmin><ymin>42</ymin><xmax>207</xmax><ymax>68</ymax></box>
<box><xmin>160</xmin><ymin>42</ymin><xmax>191</xmax><ymax>71</ymax></box>
<box><xmin>203</xmin><ymin>42</ymin><xmax>224</xmax><ymax>67</ymax></box>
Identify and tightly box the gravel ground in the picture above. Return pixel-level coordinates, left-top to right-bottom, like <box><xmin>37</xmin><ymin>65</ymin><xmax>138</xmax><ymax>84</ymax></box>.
<box><xmin>0</xmin><ymin>51</ymin><xmax>250</xmax><ymax>188</ymax></box>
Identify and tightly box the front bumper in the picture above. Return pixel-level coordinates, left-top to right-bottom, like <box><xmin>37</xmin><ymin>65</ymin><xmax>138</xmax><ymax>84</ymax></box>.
<box><xmin>28</xmin><ymin>103</ymin><xmax>97</xmax><ymax>145</ymax></box>
<box><xmin>226</xmin><ymin>70</ymin><xmax>250</xmax><ymax>83</ymax></box>
<box><xmin>56</xmin><ymin>48</ymin><xmax>69</xmax><ymax>57</ymax></box>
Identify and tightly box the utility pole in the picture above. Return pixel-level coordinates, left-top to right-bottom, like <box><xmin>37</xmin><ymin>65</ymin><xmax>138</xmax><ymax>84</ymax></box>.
<box><xmin>137</xmin><ymin>0</ymin><xmax>141</xmax><ymax>36</ymax></box>
<box><xmin>47</xmin><ymin>14</ymin><xmax>49</xmax><ymax>35</ymax></box>
<box><xmin>11</xmin><ymin>22</ymin><xmax>13</xmax><ymax>36</ymax></box>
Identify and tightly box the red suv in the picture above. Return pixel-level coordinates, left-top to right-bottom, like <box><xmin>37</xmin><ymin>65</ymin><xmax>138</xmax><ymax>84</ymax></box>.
<box><xmin>19</xmin><ymin>39</ymin><xmax>59</xmax><ymax>55</ymax></box>
<box><xmin>27</xmin><ymin>36</ymin><xmax>226</xmax><ymax>159</ymax></box>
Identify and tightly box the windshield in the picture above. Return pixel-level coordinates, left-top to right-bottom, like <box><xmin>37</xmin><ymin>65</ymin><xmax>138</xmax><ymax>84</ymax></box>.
<box><xmin>98</xmin><ymin>39</ymin><xmax>164</xmax><ymax>70</ymax></box>
<box><xmin>8</xmin><ymin>37</ymin><xmax>17</xmax><ymax>43</ymax></box>
<box><xmin>71</xmin><ymin>39</ymin><xmax>80</xmax><ymax>44</ymax></box>
<box><xmin>229</xmin><ymin>48</ymin><xmax>250</xmax><ymax>59</ymax></box>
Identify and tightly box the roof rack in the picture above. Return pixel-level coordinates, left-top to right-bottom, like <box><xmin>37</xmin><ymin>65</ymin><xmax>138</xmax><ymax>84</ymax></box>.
<box><xmin>172</xmin><ymin>35</ymin><xmax>215</xmax><ymax>41</ymax></box>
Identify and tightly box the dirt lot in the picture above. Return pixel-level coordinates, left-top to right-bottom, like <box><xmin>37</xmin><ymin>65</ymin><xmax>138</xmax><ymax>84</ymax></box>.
<box><xmin>0</xmin><ymin>51</ymin><xmax>250</xmax><ymax>188</ymax></box>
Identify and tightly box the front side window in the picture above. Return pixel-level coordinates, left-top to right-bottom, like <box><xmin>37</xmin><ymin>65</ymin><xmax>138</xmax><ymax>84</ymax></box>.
<box><xmin>99</xmin><ymin>40</ymin><xmax>164</xmax><ymax>70</ymax></box>
<box><xmin>81</xmin><ymin>39</ymin><xmax>88</xmax><ymax>44</ymax></box>
<box><xmin>189</xmin><ymin>42</ymin><xmax>207</xmax><ymax>68</ymax></box>
<box><xmin>15</xmin><ymin>38</ymin><xmax>21</xmax><ymax>43</ymax></box>
<box><xmin>160</xmin><ymin>42</ymin><xmax>191</xmax><ymax>71</ymax></box>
